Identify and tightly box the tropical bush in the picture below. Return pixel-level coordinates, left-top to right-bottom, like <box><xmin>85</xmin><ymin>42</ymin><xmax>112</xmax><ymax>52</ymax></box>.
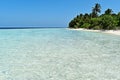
<box><xmin>81</xmin><ymin>23</ymin><xmax>91</xmax><ymax>29</ymax></box>
<box><xmin>100</xmin><ymin>15</ymin><xmax>117</xmax><ymax>30</ymax></box>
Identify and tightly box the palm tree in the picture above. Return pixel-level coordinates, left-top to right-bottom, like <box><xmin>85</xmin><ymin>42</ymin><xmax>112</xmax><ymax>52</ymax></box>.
<box><xmin>105</xmin><ymin>8</ymin><xmax>113</xmax><ymax>15</ymax></box>
<box><xmin>92</xmin><ymin>3</ymin><xmax>101</xmax><ymax>17</ymax></box>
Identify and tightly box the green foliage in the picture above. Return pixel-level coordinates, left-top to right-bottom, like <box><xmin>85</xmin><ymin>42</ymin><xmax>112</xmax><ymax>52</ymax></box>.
<box><xmin>93</xmin><ymin>26</ymin><xmax>101</xmax><ymax>30</ymax></box>
<box><xmin>90</xmin><ymin>18</ymin><xmax>101</xmax><ymax>29</ymax></box>
<box><xmin>100</xmin><ymin>15</ymin><xmax>117</xmax><ymax>30</ymax></box>
<box><xmin>117</xmin><ymin>12</ymin><xmax>120</xmax><ymax>27</ymax></box>
<box><xmin>81</xmin><ymin>23</ymin><xmax>91</xmax><ymax>29</ymax></box>
<box><xmin>69</xmin><ymin>3</ymin><xmax>120</xmax><ymax>30</ymax></box>
<box><xmin>105</xmin><ymin>8</ymin><xmax>113</xmax><ymax>15</ymax></box>
<box><xmin>69</xmin><ymin>20</ymin><xmax>76</xmax><ymax>28</ymax></box>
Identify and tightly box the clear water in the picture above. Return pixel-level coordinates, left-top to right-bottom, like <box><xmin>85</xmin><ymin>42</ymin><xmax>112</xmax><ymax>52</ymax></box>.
<box><xmin>0</xmin><ymin>28</ymin><xmax>120</xmax><ymax>80</ymax></box>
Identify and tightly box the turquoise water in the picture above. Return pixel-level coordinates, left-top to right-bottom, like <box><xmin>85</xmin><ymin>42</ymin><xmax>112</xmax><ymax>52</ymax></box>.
<box><xmin>0</xmin><ymin>28</ymin><xmax>120</xmax><ymax>80</ymax></box>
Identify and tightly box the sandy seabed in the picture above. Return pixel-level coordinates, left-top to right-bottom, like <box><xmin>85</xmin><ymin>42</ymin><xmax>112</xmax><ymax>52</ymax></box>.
<box><xmin>0</xmin><ymin>29</ymin><xmax>120</xmax><ymax>80</ymax></box>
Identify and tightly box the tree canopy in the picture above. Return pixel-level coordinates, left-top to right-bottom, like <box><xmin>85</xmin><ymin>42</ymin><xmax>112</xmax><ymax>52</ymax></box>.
<box><xmin>69</xmin><ymin>3</ymin><xmax>120</xmax><ymax>30</ymax></box>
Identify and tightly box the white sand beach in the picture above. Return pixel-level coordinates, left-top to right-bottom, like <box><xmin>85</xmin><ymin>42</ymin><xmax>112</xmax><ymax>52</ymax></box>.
<box><xmin>70</xmin><ymin>28</ymin><xmax>120</xmax><ymax>35</ymax></box>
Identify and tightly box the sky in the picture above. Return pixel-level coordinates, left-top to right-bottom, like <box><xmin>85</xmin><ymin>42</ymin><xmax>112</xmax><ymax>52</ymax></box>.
<box><xmin>0</xmin><ymin>0</ymin><xmax>120</xmax><ymax>27</ymax></box>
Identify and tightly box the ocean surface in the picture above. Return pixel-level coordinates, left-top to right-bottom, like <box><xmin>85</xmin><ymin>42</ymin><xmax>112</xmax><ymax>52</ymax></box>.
<box><xmin>0</xmin><ymin>28</ymin><xmax>120</xmax><ymax>80</ymax></box>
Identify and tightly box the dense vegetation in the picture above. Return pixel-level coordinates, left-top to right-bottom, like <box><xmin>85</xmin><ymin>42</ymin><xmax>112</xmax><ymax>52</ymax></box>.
<box><xmin>69</xmin><ymin>3</ymin><xmax>120</xmax><ymax>30</ymax></box>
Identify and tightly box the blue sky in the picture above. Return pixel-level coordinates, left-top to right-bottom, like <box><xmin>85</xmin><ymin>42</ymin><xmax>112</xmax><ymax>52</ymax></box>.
<box><xmin>0</xmin><ymin>0</ymin><xmax>120</xmax><ymax>27</ymax></box>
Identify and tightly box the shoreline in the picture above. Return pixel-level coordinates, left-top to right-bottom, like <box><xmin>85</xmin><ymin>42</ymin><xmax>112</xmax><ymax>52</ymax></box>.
<box><xmin>69</xmin><ymin>28</ymin><xmax>120</xmax><ymax>36</ymax></box>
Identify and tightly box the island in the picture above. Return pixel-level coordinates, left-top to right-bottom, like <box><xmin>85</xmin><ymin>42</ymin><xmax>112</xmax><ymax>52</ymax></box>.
<box><xmin>69</xmin><ymin>3</ymin><xmax>120</xmax><ymax>30</ymax></box>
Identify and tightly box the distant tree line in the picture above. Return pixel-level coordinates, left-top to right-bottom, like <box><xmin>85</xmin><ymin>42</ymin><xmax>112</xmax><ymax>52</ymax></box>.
<box><xmin>69</xmin><ymin>3</ymin><xmax>120</xmax><ymax>30</ymax></box>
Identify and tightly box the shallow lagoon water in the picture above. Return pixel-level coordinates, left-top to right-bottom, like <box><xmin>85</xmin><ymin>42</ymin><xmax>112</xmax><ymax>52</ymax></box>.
<box><xmin>0</xmin><ymin>28</ymin><xmax>120</xmax><ymax>80</ymax></box>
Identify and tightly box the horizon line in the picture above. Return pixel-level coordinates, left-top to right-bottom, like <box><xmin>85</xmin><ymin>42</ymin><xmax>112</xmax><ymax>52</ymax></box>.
<box><xmin>0</xmin><ymin>27</ymin><xmax>67</xmax><ymax>29</ymax></box>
